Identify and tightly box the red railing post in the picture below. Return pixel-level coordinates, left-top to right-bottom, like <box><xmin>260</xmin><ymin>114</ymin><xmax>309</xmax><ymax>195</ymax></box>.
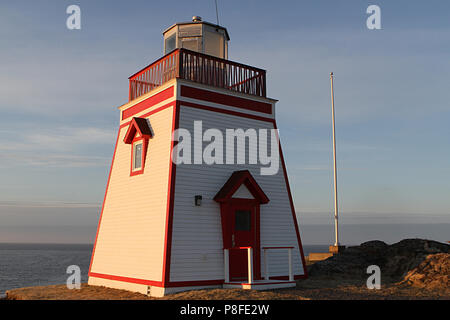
<box><xmin>177</xmin><ymin>50</ymin><xmax>182</xmax><ymax>78</ymax></box>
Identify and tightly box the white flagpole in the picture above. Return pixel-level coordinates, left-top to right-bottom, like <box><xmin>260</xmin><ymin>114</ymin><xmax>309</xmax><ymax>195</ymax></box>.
<box><xmin>215</xmin><ymin>0</ymin><xmax>220</xmax><ymax>25</ymax></box>
<box><xmin>330</xmin><ymin>72</ymin><xmax>340</xmax><ymax>247</ymax></box>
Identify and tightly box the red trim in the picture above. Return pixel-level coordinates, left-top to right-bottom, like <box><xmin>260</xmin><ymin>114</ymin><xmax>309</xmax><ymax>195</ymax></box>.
<box><xmin>224</xmin><ymin>281</ymin><xmax>296</xmax><ymax>286</ymax></box>
<box><xmin>221</xmin><ymin>199</ymin><xmax>262</xmax><ymax>281</ymax></box>
<box><xmin>128</xmin><ymin>49</ymin><xmax>181</xmax><ymax>80</ymax></box>
<box><xmin>161</xmin><ymin>101</ymin><xmax>180</xmax><ymax>286</ymax></box>
<box><xmin>274</xmin><ymin>121</ymin><xmax>308</xmax><ymax>279</ymax></box>
<box><xmin>269</xmin><ymin>274</ymin><xmax>307</xmax><ymax>280</ymax></box>
<box><xmin>255</xmin><ymin>205</ymin><xmax>261</xmax><ymax>280</ymax></box>
<box><xmin>88</xmin><ymin>130</ymin><xmax>120</xmax><ymax>274</ymax></box>
<box><xmin>123</xmin><ymin>117</ymin><xmax>152</xmax><ymax>176</ymax></box>
<box><xmin>123</xmin><ymin>117</ymin><xmax>152</xmax><ymax>144</ymax></box>
<box><xmin>89</xmin><ymin>271</ymin><xmax>305</xmax><ymax>288</ymax></box>
<box><xmin>165</xmin><ymin>279</ymin><xmax>223</xmax><ymax>288</ymax></box>
<box><xmin>129</xmin><ymin>136</ymin><xmax>148</xmax><ymax>176</ymax></box>
<box><xmin>90</xmin><ymin>97</ymin><xmax>307</xmax><ymax>284</ymax></box>
<box><xmin>120</xmin><ymin>101</ymin><xmax>176</xmax><ymax>129</ymax></box>
<box><xmin>90</xmin><ymin>103</ymin><xmax>175</xmax><ymax>275</ymax></box>
<box><xmin>215</xmin><ymin>171</ymin><xmax>267</xmax><ymax>281</ymax></box>
<box><xmin>214</xmin><ymin>170</ymin><xmax>269</xmax><ymax>203</ymax></box>
<box><xmin>180</xmin><ymin>85</ymin><xmax>272</xmax><ymax>115</ymax></box>
<box><xmin>262</xmin><ymin>246</ymin><xmax>294</xmax><ymax>249</ymax></box>
<box><xmin>179</xmin><ymin>100</ymin><xmax>273</xmax><ymax>123</ymax></box>
<box><xmin>122</xmin><ymin>86</ymin><xmax>174</xmax><ymax>120</ymax></box>
<box><xmin>89</xmin><ymin>272</ymin><xmax>163</xmax><ymax>287</ymax></box>
<box><xmin>90</xmin><ymin>272</ymin><xmax>224</xmax><ymax>288</ymax></box>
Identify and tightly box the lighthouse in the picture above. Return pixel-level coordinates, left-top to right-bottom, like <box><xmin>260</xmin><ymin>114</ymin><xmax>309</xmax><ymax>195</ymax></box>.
<box><xmin>88</xmin><ymin>17</ymin><xmax>307</xmax><ymax>297</ymax></box>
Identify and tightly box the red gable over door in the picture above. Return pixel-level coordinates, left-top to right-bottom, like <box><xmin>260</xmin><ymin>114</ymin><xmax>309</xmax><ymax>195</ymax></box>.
<box><xmin>214</xmin><ymin>170</ymin><xmax>269</xmax><ymax>281</ymax></box>
<box><xmin>214</xmin><ymin>170</ymin><xmax>269</xmax><ymax>204</ymax></box>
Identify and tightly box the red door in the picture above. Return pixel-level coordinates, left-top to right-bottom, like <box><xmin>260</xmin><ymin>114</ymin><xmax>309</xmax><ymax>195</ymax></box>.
<box><xmin>229</xmin><ymin>203</ymin><xmax>260</xmax><ymax>281</ymax></box>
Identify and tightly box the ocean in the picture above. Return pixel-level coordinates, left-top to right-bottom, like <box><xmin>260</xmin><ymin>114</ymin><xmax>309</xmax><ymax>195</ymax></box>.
<box><xmin>0</xmin><ymin>243</ymin><xmax>92</xmax><ymax>295</ymax></box>
<box><xmin>0</xmin><ymin>243</ymin><xmax>331</xmax><ymax>295</ymax></box>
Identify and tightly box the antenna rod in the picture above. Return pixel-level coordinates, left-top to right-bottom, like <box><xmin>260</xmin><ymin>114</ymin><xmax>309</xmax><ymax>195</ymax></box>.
<box><xmin>215</xmin><ymin>0</ymin><xmax>220</xmax><ymax>25</ymax></box>
<box><xmin>330</xmin><ymin>72</ymin><xmax>340</xmax><ymax>246</ymax></box>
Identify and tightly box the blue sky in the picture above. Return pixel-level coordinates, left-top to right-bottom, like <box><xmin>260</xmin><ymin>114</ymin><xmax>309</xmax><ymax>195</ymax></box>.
<box><xmin>0</xmin><ymin>1</ymin><xmax>449</xmax><ymax>243</ymax></box>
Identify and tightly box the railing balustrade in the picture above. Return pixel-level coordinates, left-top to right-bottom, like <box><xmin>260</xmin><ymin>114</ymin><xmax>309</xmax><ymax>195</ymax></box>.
<box><xmin>223</xmin><ymin>246</ymin><xmax>294</xmax><ymax>284</ymax></box>
<box><xmin>263</xmin><ymin>247</ymin><xmax>294</xmax><ymax>281</ymax></box>
<box><xmin>129</xmin><ymin>49</ymin><xmax>266</xmax><ymax>101</ymax></box>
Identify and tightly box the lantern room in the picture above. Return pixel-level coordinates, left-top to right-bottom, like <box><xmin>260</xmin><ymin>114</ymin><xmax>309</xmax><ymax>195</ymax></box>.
<box><xmin>163</xmin><ymin>16</ymin><xmax>230</xmax><ymax>59</ymax></box>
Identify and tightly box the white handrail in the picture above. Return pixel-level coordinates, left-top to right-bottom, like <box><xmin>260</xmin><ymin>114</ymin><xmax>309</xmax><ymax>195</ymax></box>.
<box><xmin>224</xmin><ymin>246</ymin><xmax>293</xmax><ymax>284</ymax></box>
<box><xmin>247</xmin><ymin>247</ymin><xmax>253</xmax><ymax>284</ymax></box>
<box><xmin>224</xmin><ymin>248</ymin><xmax>230</xmax><ymax>283</ymax></box>
<box><xmin>262</xmin><ymin>246</ymin><xmax>294</xmax><ymax>281</ymax></box>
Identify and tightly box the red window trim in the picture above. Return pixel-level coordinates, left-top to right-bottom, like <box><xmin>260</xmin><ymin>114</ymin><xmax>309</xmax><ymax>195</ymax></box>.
<box><xmin>130</xmin><ymin>136</ymin><xmax>148</xmax><ymax>176</ymax></box>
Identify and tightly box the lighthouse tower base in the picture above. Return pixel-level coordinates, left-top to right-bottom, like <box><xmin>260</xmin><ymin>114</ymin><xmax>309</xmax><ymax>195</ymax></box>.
<box><xmin>88</xmin><ymin>275</ymin><xmax>296</xmax><ymax>297</ymax></box>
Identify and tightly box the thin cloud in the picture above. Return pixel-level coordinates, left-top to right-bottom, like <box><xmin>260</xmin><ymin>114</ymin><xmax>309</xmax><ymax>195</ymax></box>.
<box><xmin>0</xmin><ymin>153</ymin><xmax>110</xmax><ymax>168</ymax></box>
<box><xmin>0</xmin><ymin>200</ymin><xmax>101</xmax><ymax>208</ymax></box>
<box><xmin>0</xmin><ymin>126</ymin><xmax>114</xmax><ymax>168</ymax></box>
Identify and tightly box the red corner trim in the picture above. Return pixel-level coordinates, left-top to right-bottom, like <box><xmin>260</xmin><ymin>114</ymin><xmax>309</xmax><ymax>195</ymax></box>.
<box><xmin>161</xmin><ymin>101</ymin><xmax>180</xmax><ymax>286</ymax></box>
<box><xmin>274</xmin><ymin>121</ymin><xmax>308</xmax><ymax>278</ymax></box>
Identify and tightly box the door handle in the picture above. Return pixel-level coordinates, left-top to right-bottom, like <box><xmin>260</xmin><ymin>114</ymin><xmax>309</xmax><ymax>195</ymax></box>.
<box><xmin>232</xmin><ymin>234</ymin><xmax>235</xmax><ymax>247</ymax></box>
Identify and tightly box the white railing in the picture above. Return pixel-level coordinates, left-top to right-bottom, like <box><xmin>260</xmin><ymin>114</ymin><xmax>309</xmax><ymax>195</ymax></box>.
<box><xmin>224</xmin><ymin>247</ymin><xmax>253</xmax><ymax>284</ymax></box>
<box><xmin>263</xmin><ymin>246</ymin><xmax>294</xmax><ymax>281</ymax></box>
<box><xmin>224</xmin><ymin>246</ymin><xmax>294</xmax><ymax>284</ymax></box>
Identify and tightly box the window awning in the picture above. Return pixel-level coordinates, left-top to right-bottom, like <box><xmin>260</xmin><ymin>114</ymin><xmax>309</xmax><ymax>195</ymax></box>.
<box><xmin>123</xmin><ymin>117</ymin><xmax>153</xmax><ymax>144</ymax></box>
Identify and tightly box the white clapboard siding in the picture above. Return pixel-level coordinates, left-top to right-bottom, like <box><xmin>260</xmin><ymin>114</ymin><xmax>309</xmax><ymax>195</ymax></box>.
<box><xmin>90</xmin><ymin>106</ymin><xmax>174</xmax><ymax>282</ymax></box>
<box><xmin>169</xmin><ymin>105</ymin><xmax>304</xmax><ymax>281</ymax></box>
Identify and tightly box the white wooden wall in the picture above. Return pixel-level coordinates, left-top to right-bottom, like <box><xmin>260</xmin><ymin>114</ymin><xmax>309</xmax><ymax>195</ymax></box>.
<box><xmin>89</xmin><ymin>106</ymin><xmax>174</xmax><ymax>282</ymax></box>
<box><xmin>169</xmin><ymin>105</ymin><xmax>305</xmax><ymax>282</ymax></box>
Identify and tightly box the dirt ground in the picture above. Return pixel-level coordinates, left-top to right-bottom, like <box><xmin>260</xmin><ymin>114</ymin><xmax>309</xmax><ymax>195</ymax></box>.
<box><xmin>5</xmin><ymin>239</ymin><xmax>449</xmax><ymax>300</ymax></box>
<box><xmin>5</xmin><ymin>277</ymin><xmax>448</xmax><ymax>300</ymax></box>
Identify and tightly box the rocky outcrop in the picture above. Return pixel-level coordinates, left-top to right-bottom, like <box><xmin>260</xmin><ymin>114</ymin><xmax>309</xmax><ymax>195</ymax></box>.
<box><xmin>401</xmin><ymin>253</ymin><xmax>449</xmax><ymax>292</ymax></box>
<box><xmin>308</xmin><ymin>239</ymin><xmax>450</xmax><ymax>284</ymax></box>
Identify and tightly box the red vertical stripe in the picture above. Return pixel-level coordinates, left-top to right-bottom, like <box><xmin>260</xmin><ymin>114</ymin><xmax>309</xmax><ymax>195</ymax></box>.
<box><xmin>161</xmin><ymin>102</ymin><xmax>180</xmax><ymax>285</ymax></box>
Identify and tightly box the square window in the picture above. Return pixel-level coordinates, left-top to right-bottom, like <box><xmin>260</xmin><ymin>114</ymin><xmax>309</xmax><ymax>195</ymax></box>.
<box><xmin>165</xmin><ymin>34</ymin><xmax>176</xmax><ymax>54</ymax></box>
<box><xmin>235</xmin><ymin>210</ymin><xmax>251</xmax><ymax>231</ymax></box>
